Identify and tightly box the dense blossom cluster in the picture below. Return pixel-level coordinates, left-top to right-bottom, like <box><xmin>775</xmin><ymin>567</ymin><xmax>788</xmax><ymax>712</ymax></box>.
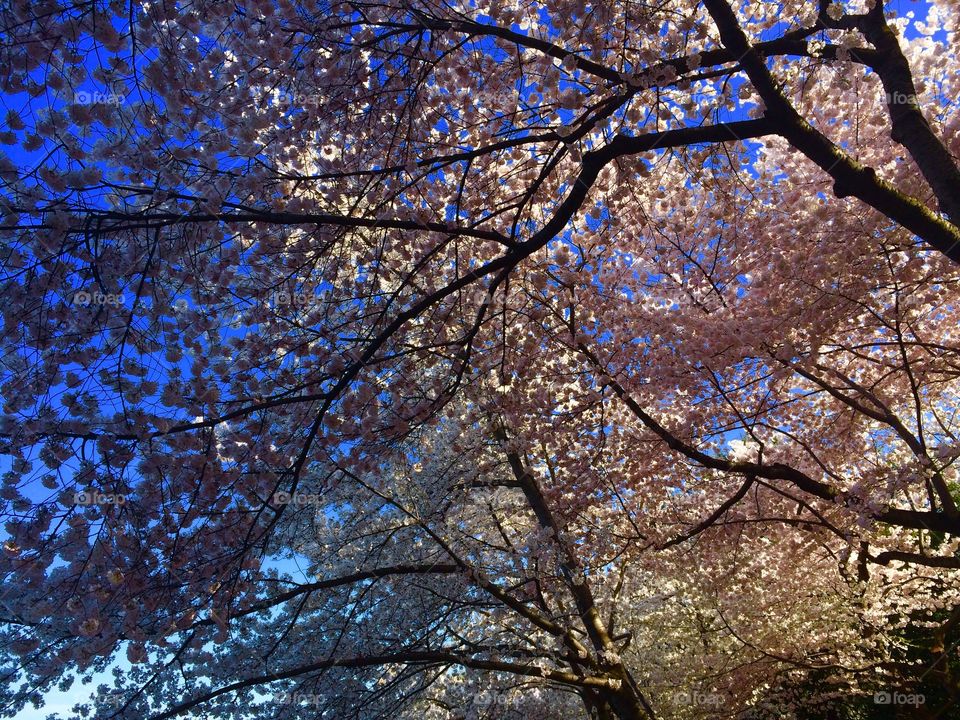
<box><xmin>1</xmin><ymin>0</ymin><xmax>959</xmax><ymax>717</ymax></box>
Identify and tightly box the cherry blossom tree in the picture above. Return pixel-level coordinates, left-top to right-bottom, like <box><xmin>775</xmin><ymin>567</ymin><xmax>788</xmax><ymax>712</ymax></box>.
<box><xmin>1</xmin><ymin>0</ymin><xmax>960</xmax><ymax>717</ymax></box>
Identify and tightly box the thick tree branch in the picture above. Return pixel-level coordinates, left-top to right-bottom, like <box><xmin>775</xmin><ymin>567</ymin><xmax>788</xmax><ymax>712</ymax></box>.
<box><xmin>854</xmin><ymin>5</ymin><xmax>960</xmax><ymax>226</ymax></box>
<box><xmin>702</xmin><ymin>0</ymin><xmax>960</xmax><ymax>263</ymax></box>
<box><xmin>187</xmin><ymin>564</ymin><xmax>461</xmax><ymax>630</ymax></box>
<box><xmin>151</xmin><ymin>650</ymin><xmax>621</xmax><ymax>720</ymax></box>
<box><xmin>870</xmin><ymin>550</ymin><xmax>960</xmax><ymax>569</ymax></box>
<box><xmin>578</xmin><ymin>342</ymin><xmax>960</xmax><ymax>536</ymax></box>
<box><xmin>660</xmin><ymin>475</ymin><xmax>755</xmax><ymax>549</ymax></box>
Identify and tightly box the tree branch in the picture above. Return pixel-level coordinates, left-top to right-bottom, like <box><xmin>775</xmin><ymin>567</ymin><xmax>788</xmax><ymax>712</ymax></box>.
<box><xmin>702</xmin><ymin>0</ymin><xmax>960</xmax><ymax>263</ymax></box>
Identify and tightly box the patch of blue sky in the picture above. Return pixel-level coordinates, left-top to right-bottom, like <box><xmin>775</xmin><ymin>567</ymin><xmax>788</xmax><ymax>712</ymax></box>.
<box><xmin>10</xmin><ymin>549</ymin><xmax>314</xmax><ymax>719</ymax></box>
